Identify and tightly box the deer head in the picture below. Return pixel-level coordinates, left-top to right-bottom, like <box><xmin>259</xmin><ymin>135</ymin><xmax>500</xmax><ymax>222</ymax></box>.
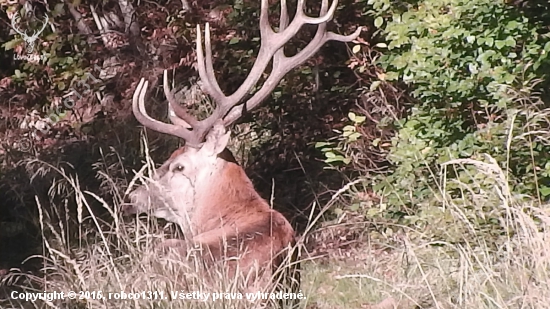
<box><xmin>124</xmin><ymin>116</ymin><xmax>233</xmax><ymax>231</ymax></box>
<box><xmin>124</xmin><ymin>0</ymin><xmax>361</xmax><ymax>232</ymax></box>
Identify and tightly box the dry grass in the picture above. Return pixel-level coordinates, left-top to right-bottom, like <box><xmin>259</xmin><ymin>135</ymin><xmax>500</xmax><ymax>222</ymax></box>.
<box><xmin>1</xmin><ymin>145</ymin><xmax>549</xmax><ymax>309</ymax></box>
<box><xmin>302</xmin><ymin>154</ymin><xmax>550</xmax><ymax>309</ymax></box>
<box><xmin>302</xmin><ymin>198</ymin><xmax>550</xmax><ymax>309</ymax></box>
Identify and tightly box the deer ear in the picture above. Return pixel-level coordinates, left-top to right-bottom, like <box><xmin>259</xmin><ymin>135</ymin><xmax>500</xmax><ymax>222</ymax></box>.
<box><xmin>201</xmin><ymin>122</ymin><xmax>231</xmax><ymax>156</ymax></box>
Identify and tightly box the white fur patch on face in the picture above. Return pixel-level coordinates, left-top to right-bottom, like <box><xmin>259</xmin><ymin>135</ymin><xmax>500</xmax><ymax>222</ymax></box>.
<box><xmin>126</xmin><ymin>141</ymin><xmax>228</xmax><ymax>229</ymax></box>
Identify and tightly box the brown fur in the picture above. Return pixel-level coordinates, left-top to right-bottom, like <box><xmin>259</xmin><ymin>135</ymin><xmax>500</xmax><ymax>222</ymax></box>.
<box><xmin>170</xmin><ymin>147</ymin><xmax>296</xmax><ymax>274</ymax></box>
<box><xmin>125</xmin><ymin>145</ymin><xmax>300</xmax><ymax>301</ymax></box>
<box><xmin>191</xmin><ymin>156</ymin><xmax>296</xmax><ymax>270</ymax></box>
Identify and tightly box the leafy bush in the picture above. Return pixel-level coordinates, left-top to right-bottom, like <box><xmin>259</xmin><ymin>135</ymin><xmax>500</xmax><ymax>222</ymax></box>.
<box><xmin>322</xmin><ymin>0</ymin><xmax>550</xmax><ymax>243</ymax></box>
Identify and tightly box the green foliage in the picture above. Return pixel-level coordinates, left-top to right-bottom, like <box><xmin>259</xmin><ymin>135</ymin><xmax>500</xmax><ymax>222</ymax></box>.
<box><xmin>350</xmin><ymin>0</ymin><xmax>550</xmax><ymax>242</ymax></box>
<box><xmin>2</xmin><ymin>2</ymin><xmax>97</xmax><ymax>117</ymax></box>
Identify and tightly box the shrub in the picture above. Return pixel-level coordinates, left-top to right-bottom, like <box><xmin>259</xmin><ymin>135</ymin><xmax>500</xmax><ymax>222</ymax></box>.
<box><xmin>319</xmin><ymin>0</ymin><xmax>550</xmax><ymax>243</ymax></box>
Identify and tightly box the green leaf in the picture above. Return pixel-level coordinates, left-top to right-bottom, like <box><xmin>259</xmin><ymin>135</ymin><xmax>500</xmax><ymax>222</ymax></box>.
<box><xmin>370</xmin><ymin>80</ymin><xmax>381</xmax><ymax>91</ymax></box>
<box><xmin>506</xmin><ymin>20</ymin><xmax>519</xmax><ymax>30</ymax></box>
<box><xmin>3</xmin><ymin>39</ymin><xmax>21</xmax><ymax>51</ymax></box>
<box><xmin>343</xmin><ymin>125</ymin><xmax>356</xmax><ymax>132</ymax></box>
<box><xmin>540</xmin><ymin>186</ymin><xmax>550</xmax><ymax>197</ymax></box>
<box><xmin>53</xmin><ymin>3</ymin><xmax>65</xmax><ymax>16</ymax></box>
<box><xmin>301</xmin><ymin>67</ymin><xmax>312</xmax><ymax>75</ymax></box>
<box><xmin>348</xmin><ymin>132</ymin><xmax>362</xmax><ymax>141</ymax></box>
<box><xmin>354</xmin><ymin>116</ymin><xmax>366</xmax><ymax>124</ymax></box>
<box><xmin>229</xmin><ymin>37</ymin><xmax>240</xmax><ymax>45</ymax></box>
<box><xmin>503</xmin><ymin>73</ymin><xmax>515</xmax><ymax>84</ymax></box>
<box><xmin>315</xmin><ymin>142</ymin><xmax>331</xmax><ymax>148</ymax></box>
<box><xmin>374</xmin><ymin>16</ymin><xmax>384</xmax><ymax>28</ymax></box>
<box><xmin>366</xmin><ymin>208</ymin><xmax>379</xmax><ymax>217</ymax></box>
<box><xmin>352</xmin><ymin>45</ymin><xmax>361</xmax><ymax>54</ymax></box>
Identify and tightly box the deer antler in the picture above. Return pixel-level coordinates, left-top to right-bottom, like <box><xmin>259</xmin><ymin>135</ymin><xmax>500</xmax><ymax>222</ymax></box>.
<box><xmin>133</xmin><ymin>0</ymin><xmax>361</xmax><ymax>147</ymax></box>
<box><xmin>133</xmin><ymin>78</ymin><xmax>199</xmax><ymax>142</ymax></box>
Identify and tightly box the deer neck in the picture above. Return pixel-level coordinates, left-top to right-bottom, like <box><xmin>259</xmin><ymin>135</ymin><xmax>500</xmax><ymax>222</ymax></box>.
<box><xmin>194</xmin><ymin>158</ymin><xmax>253</xmax><ymax>207</ymax></box>
<box><xmin>191</xmin><ymin>158</ymin><xmax>265</xmax><ymax>230</ymax></box>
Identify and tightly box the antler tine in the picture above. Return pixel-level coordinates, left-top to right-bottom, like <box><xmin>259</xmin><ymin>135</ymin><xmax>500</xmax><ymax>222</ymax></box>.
<box><xmin>221</xmin><ymin>0</ymin><xmax>362</xmax><ymax>126</ymax></box>
<box><xmin>191</xmin><ymin>23</ymin><xmax>233</xmax><ymax>141</ymax></box>
<box><xmin>259</xmin><ymin>0</ymin><xmax>274</xmax><ymax>38</ymax></box>
<box><xmin>163</xmin><ymin>70</ymin><xmax>197</xmax><ymax>129</ymax></box>
<box><xmin>279</xmin><ymin>0</ymin><xmax>289</xmax><ymax>31</ymax></box>
<box><xmin>323</xmin><ymin>27</ymin><xmax>363</xmax><ymax>43</ymax></box>
<box><xmin>152</xmin><ymin>0</ymin><xmax>361</xmax><ymax>142</ymax></box>
<box><xmin>196</xmin><ymin>23</ymin><xmax>225</xmax><ymax>104</ymax></box>
<box><xmin>188</xmin><ymin>0</ymin><xmax>282</xmax><ymax>138</ymax></box>
<box><xmin>132</xmin><ymin>78</ymin><xmax>202</xmax><ymax>147</ymax></box>
<box><xmin>295</xmin><ymin>0</ymin><xmax>338</xmax><ymax>25</ymax></box>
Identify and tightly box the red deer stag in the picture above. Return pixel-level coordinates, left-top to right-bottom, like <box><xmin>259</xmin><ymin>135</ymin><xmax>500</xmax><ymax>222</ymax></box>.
<box><xmin>123</xmin><ymin>0</ymin><xmax>361</xmax><ymax>300</ymax></box>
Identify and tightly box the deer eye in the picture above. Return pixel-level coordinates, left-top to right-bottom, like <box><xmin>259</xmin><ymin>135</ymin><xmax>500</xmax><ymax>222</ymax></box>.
<box><xmin>172</xmin><ymin>164</ymin><xmax>185</xmax><ymax>173</ymax></box>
